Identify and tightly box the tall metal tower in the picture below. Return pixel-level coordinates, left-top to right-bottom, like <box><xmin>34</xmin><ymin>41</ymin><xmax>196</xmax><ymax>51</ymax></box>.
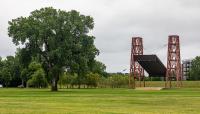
<box><xmin>166</xmin><ymin>35</ymin><xmax>182</xmax><ymax>88</ymax></box>
<box><xmin>129</xmin><ymin>37</ymin><xmax>144</xmax><ymax>88</ymax></box>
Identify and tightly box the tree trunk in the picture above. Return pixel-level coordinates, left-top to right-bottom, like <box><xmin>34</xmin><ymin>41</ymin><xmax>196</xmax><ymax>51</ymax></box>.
<box><xmin>51</xmin><ymin>77</ymin><xmax>58</xmax><ymax>91</ymax></box>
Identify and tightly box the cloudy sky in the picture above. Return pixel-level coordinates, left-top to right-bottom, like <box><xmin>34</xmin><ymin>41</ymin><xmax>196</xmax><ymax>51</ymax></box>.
<box><xmin>0</xmin><ymin>0</ymin><xmax>200</xmax><ymax>73</ymax></box>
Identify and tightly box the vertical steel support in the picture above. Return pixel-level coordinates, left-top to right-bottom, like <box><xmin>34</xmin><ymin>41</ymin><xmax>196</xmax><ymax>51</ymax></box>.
<box><xmin>166</xmin><ymin>35</ymin><xmax>182</xmax><ymax>88</ymax></box>
<box><xmin>129</xmin><ymin>37</ymin><xmax>144</xmax><ymax>88</ymax></box>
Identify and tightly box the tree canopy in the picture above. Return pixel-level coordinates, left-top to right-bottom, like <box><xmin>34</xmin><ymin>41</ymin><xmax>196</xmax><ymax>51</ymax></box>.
<box><xmin>8</xmin><ymin>7</ymin><xmax>99</xmax><ymax>91</ymax></box>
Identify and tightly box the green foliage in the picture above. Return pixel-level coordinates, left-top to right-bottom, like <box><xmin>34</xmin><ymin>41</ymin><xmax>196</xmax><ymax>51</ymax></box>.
<box><xmin>0</xmin><ymin>68</ymin><xmax>11</xmax><ymax>87</ymax></box>
<box><xmin>90</xmin><ymin>60</ymin><xmax>107</xmax><ymax>77</ymax></box>
<box><xmin>98</xmin><ymin>74</ymin><xmax>128</xmax><ymax>88</ymax></box>
<box><xmin>108</xmin><ymin>74</ymin><xmax>128</xmax><ymax>88</ymax></box>
<box><xmin>28</xmin><ymin>61</ymin><xmax>43</xmax><ymax>72</ymax></box>
<box><xmin>58</xmin><ymin>73</ymin><xmax>130</xmax><ymax>89</ymax></box>
<box><xmin>27</xmin><ymin>69</ymin><xmax>48</xmax><ymax>88</ymax></box>
<box><xmin>58</xmin><ymin>72</ymin><xmax>68</xmax><ymax>88</ymax></box>
<box><xmin>20</xmin><ymin>68</ymin><xmax>29</xmax><ymax>86</ymax></box>
<box><xmin>27</xmin><ymin>61</ymin><xmax>48</xmax><ymax>88</ymax></box>
<box><xmin>58</xmin><ymin>72</ymin><xmax>77</xmax><ymax>88</ymax></box>
<box><xmin>8</xmin><ymin>7</ymin><xmax>99</xmax><ymax>91</ymax></box>
<box><xmin>22</xmin><ymin>61</ymin><xmax>44</xmax><ymax>86</ymax></box>
<box><xmin>190</xmin><ymin>56</ymin><xmax>200</xmax><ymax>80</ymax></box>
<box><xmin>16</xmin><ymin>48</ymin><xmax>32</xmax><ymax>68</ymax></box>
<box><xmin>85</xmin><ymin>72</ymin><xmax>100</xmax><ymax>88</ymax></box>
<box><xmin>0</xmin><ymin>56</ymin><xmax>21</xmax><ymax>87</ymax></box>
<box><xmin>58</xmin><ymin>72</ymin><xmax>101</xmax><ymax>88</ymax></box>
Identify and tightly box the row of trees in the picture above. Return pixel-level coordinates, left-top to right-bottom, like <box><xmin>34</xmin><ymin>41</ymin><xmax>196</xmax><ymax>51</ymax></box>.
<box><xmin>58</xmin><ymin>73</ymin><xmax>129</xmax><ymax>88</ymax></box>
<box><xmin>0</xmin><ymin>53</ymin><xmax>107</xmax><ymax>88</ymax></box>
<box><xmin>0</xmin><ymin>53</ymin><xmax>129</xmax><ymax>89</ymax></box>
<box><xmin>1</xmin><ymin>53</ymin><xmax>200</xmax><ymax>89</ymax></box>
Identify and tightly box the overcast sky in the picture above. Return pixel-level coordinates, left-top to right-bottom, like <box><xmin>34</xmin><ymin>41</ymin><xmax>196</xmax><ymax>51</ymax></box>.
<box><xmin>0</xmin><ymin>0</ymin><xmax>200</xmax><ymax>73</ymax></box>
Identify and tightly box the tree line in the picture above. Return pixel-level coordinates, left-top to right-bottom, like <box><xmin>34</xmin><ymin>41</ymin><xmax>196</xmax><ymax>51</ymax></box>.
<box><xmin>0</xmin><ymin>51</ymin><xmax>108</xmax><ymax>88</ymax></box>
<box><xmin>0</xmin><ymin>53</ymin><xmax>130</xmax><ymax>89</ymax></box>
<box><xmin>0</xmin><ymin>54</ymin><xmax>200</xmax><ymax>89</ymax></box>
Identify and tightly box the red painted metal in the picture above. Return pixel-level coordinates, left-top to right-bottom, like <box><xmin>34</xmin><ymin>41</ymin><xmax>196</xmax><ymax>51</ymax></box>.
<box><xmin>129</xmin><ymin>37</ymin><xmax>144</xmax><ymax>88</ymax></box>
<box><xmin>166</xmin><ymin>35</ymin><xmax>182</xmax><ymax>88</ymax></box>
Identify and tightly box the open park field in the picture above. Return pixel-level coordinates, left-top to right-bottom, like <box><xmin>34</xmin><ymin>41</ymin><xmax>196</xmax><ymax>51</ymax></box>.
<box><xmin>1</xmin><ymin>1</ymin><xmax>200</xmax><ymax>114</ymax></box>
<box><xmin>0</xmin><ymin>87</ymin><xmax>200</xmax><ymax>114</ymax></box>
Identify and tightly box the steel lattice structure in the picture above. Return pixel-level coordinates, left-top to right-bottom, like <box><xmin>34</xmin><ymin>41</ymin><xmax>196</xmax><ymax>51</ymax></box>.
<box><xmin>129</xmin><ymin>35</ymin><xmax>182</xmax><ymax>89</ymax></box>
<box><xmin>166</xmin><ymin>35</ymin><xmax>182</xmax><ymax>88</ymax></box>
<box><xmin>129</xmin><ymin>37</ymin><xmax>145</xmax><ymax>88</ymax></box>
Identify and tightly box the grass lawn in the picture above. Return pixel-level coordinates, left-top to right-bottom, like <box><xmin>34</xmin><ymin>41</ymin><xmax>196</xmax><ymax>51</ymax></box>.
<box><xmin>0</xmin><ymin>88</ymin><xmax>200</xmax><ymax>114</ymax></box>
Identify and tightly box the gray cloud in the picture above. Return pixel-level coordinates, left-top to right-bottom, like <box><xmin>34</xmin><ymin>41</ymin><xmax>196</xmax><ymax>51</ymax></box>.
<box><xmin>0</xmin><ymin>0</ymin><xmax>200</xmax><ymax>72</ymax></box>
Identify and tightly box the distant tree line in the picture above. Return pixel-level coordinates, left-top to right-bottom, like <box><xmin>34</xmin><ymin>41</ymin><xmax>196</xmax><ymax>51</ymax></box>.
<box><xmin>189</xmin><ymin>56</ymin><xmax>200</xmax><ymax>80</ymax></box>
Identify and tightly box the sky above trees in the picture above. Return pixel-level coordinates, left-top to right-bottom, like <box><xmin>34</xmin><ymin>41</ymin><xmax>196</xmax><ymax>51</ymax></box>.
<box><xmin>1</xmin><ymin>0</ymin><xmax>200</xmax><ymax>72</ymax></box>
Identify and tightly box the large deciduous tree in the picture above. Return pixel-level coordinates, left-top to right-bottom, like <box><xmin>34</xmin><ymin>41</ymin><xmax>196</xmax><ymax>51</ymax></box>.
<box><xmin>8</xmin><ymin>7</ymin><xmax>99</xmax><ymax>91</ymax></box>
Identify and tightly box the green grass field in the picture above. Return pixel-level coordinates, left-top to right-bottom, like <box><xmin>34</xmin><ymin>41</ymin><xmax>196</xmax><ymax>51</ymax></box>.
<box><xmin>0</xmin><ymin>88</ymin><xmax>200</xmax><ymax>114</ymax></box>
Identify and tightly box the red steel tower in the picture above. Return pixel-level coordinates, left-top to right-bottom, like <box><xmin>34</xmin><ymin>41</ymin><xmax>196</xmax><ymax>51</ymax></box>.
<box><xmin>166</xmin><ymin>35</ymin><xmax>182</xmax><ymax>88</ymax></box>
<box><xmin>129</xmin><ymin>37</ymin><xmax>144</xmax><ymax>88</ymax></box>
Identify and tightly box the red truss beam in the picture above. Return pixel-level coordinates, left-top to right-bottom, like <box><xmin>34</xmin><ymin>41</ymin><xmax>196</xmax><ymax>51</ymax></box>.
<box><xmin>129</xmin><ymin>37</ymin><xmax>145</xmax><ymax>88</ymax></box>
<box><xmin>166</xmin><ymin>35</ymin><xmax>182</xmax><ymax>88</ymax></box>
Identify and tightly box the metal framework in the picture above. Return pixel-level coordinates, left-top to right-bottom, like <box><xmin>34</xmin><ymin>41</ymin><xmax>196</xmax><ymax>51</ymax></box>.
<box><xmin>166</xmin><ymin>35</ymin><xmax>182</xmax><ymax>88</ymax></box>
<box><xmin>129</xmin><ymin>37</ymin><xmax>145</xmax><ymax>88</ymax></box>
